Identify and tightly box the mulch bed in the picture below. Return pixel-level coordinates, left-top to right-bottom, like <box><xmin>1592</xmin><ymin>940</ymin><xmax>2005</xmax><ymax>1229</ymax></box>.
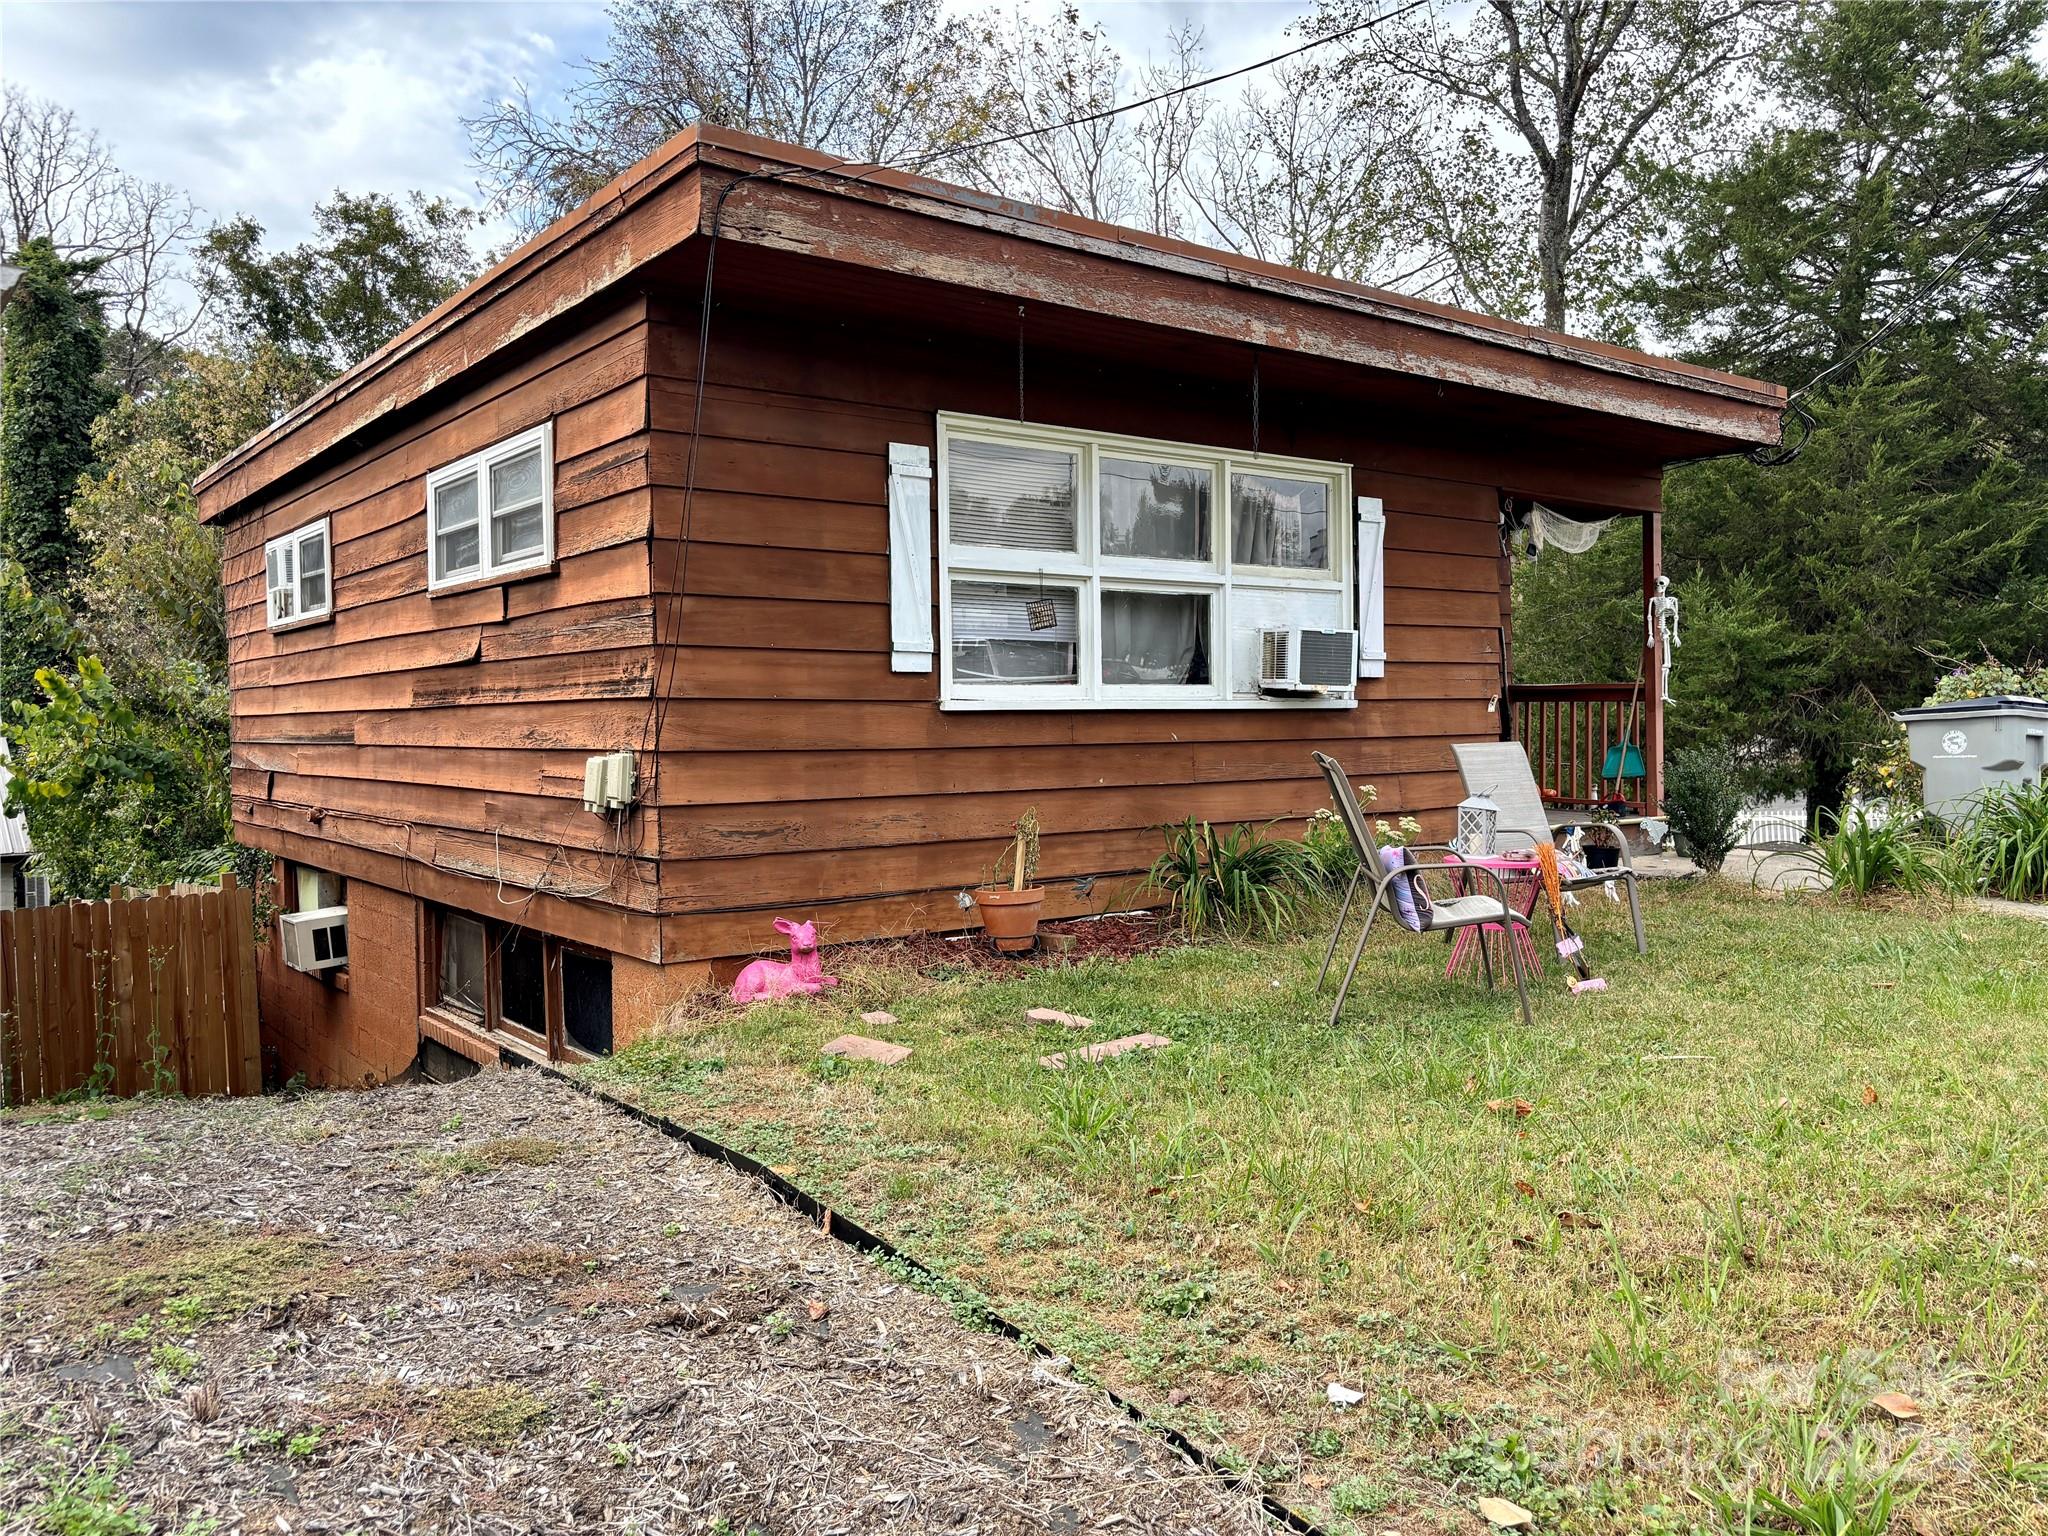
<box><xmin>0</xmin><ymin>1070</ymin><xmax>1270</xmax><ymax>1535</ymax></box>
<box><xmin>853</xmin><ymin>911</ymin><xmax>1180</xmax><ymax>978</ymax></box>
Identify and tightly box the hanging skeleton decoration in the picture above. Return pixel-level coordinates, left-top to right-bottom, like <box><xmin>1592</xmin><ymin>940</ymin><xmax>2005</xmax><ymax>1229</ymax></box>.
<box><xmin>1647</xmin><ymin>575</ymin><xmax>1681</xmax><ymax>703</ymax></box>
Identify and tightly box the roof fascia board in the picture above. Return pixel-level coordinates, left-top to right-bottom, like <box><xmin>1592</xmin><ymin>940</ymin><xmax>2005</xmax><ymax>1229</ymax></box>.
<box><xmin>198</xmin><ymin>123</ymin><xmax>1782</xmax><ymax>520</ymax></box>
<box><xmin>691</xmin><ymin>131</ymin><xmax>1782</xmax><ymax>415</ymax></box>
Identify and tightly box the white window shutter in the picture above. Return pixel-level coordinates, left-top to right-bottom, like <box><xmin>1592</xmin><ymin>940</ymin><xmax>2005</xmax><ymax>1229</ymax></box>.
<box><xmin>888</xmin><ymin>443</ymin><xmax>935</xmax><ymax>673</ymax></box>
<box><xmin>1355</xmin><ymin>495</ymin><xmax>1386</xmax><ymax>679</ymax></box>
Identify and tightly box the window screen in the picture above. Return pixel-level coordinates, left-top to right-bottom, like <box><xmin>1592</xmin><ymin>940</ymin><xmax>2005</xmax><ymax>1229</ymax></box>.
<box><xmin>438</xmin><ymin>914</ymin><xmax>485</xmax><ymax>1016</ymax></box>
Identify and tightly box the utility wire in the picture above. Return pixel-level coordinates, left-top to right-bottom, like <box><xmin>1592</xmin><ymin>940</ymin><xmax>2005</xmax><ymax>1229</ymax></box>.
<box><xmin>887</xmin><ymin>0</ymin><xmax>1427</xmax><ymax>176</ymax></box>
<box><xmin>638</xmin><ymin>0</ymin><xmax>1427</xmax><ymax>798</ymax></box>
<box><xmin>1677</xmin><ymin>169</ymin><xmax>2048</xmax><ymax>470</ymax></box>
<box><xmin>1788</xmin><ymin>169</ymin><xmax>2048</xmax><ymax>404</ymax></box>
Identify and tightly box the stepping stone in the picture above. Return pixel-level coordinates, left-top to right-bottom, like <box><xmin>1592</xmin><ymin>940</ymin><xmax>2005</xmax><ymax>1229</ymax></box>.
<box><xmin>1026</xmin><ymin>1007</ymin><xmax>1093</xmax><ymax>1029</ymax></box>
<box><xmin>1038</xmin><ymin>1033</ymin><xmax>1171</xmax><ymax>1070</ymax></box>
<box><xmin>861</xmin><ymin>1010</ymin><xmax>899</xmax><ymax>1027</ymax></box>
<box><xmin>822</xmin><ymin>1034</ymin><xmax>911</xmax><ymax>1066</ymax></box>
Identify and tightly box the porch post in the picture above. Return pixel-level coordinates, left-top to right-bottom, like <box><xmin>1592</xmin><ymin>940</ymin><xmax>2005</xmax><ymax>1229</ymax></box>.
<box><xmin>1642</xmin><ymin>508</ymin><xmax>1665</xmax><ymax>812</ymax></box>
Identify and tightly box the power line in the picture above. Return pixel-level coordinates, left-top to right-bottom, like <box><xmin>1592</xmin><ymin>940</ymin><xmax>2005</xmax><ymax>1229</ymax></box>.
<box><xmin>638</xmin><ymin>0</ymin><xmax>1428</xmax><ymax>803</ymax></box>
<box><xmin>1788</xmin><ymin>169</ymin><xmax>2048</xmax><ymax>404</ymax></box>
<box><xmin>889</xmin><ymin>1</ymin><xmax>1427</xmax><ymax>176</ymax></box>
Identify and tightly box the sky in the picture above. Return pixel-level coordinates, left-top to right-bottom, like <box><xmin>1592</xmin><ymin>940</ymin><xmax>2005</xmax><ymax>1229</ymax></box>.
<box><xmin>0</xmin><ymin>0</ymin><xmax>1303</xmax><ymax>255</ymax></box>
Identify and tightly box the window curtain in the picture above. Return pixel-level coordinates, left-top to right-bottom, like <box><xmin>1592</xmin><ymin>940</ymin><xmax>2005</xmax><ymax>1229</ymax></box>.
<box><xmin>1102</xmin><ymin>591</ymin><xmax>1208</xmax><ymax>685</ymax></box>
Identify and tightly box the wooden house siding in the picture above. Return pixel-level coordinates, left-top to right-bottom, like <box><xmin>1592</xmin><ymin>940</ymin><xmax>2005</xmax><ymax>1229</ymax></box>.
<box><xmin>196</xmin><ymin>130</ymin><xmax>1782</xmax><ymax>1081</ymax></box>
<box><xmin>638</xmin><ymin>299</ymin><xmax>1657</xmax><ymax>962</ymax></box>
<box><xmin>223</xmin><ymin>295</ymin><xmax>665</xmax><ymax>961</ymax></box>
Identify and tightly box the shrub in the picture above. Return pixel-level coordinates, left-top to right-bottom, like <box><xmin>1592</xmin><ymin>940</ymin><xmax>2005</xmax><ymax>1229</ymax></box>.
<box><xmin>1954</xmin><ymin>780</ymin><xmax>2048</xmax><ymax>900</ymax></box>
<box><xmin>1928</xmin><ymin>655</ymin><xmax>2048</xmax><ymax>704</ymax></box>
<box><xmin>1799</xmin><ymin>808</ymin><xmax>1938</xmax><ymax>897</ymax></box>
<box><xmin>1662</xmin><ymin>745</ymin><xmax>1747</xmax><ymax>872</ymax></box>
<box><xmin>1147</xmin><ymin>818</ymin><xmax>1309</xmax><ymax>937</ymax></box>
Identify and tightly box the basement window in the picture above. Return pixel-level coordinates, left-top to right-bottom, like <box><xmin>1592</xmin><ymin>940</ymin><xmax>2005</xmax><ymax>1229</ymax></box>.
<box><xmin>263</xmin><ymin>518</ymin><xmax>332</xmax><ymax>628</ymax></box>
<box><xmin>424</xmin><ymin>904</ymin><xmax>612</xmax><ymax>1061</ymax></box>
<box><xmin>426</xmin><ymin>422</ymin><xmax>555</xmax><ymax>589</ymax></box>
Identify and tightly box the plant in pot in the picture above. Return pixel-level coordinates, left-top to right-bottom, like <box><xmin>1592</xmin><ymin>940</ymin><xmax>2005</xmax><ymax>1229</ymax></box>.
<box><xmin>973</xmin><ymin>807</ymin><xmax>1044</xmax><ymax>953</ymax></box>
<box><xmin>1581</xmin><ymin>804</ymin><xmax>1625</xmax><ymax>870</ymax></box>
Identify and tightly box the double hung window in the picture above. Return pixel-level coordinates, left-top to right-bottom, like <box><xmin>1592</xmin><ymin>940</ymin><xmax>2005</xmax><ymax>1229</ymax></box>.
<box><xmin>426</xmin><ymin>423</ymin><xmax>554</xmax><ymax>589</ymax></box>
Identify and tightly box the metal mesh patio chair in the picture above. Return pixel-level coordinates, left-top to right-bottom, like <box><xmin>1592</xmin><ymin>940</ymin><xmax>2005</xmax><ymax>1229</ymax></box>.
<box><xmin>1311</xmin><ymin>751</ymin><xmax>1534</xmax><ymax>1030</ymax></box>
<box><xmin>1451</xmin><ymin>741</ymin><xmax>1647</xmax><ymax>954</ymax></box>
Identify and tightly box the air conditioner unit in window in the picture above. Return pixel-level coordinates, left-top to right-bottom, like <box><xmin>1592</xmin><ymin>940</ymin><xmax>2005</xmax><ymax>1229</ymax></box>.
<box><xmin>280</xmin><ymin>906</ymin><xmax>349</xmax><ymax>972</ymax></box>
<box><xmin>1258</xmin><ymin>626</ymin><xmax>1358</xmax><ymax>697</ymax></box>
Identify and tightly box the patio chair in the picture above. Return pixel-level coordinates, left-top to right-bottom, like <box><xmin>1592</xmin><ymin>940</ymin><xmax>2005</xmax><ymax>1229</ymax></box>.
<box><xmin>1311</xmin><ymin>751</ymin><xmax>1534</xmax><ymax>1030</ymax></box>
<box><xmin>1451</xmin><ymin>741</ymin><xmax>1646</xmax><ymax>954</ymax></box>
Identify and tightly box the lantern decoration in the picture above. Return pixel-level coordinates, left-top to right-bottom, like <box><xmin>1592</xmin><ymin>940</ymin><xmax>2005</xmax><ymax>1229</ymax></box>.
<box><xmin>1456</xmin><ymin>794</ymin><xmax>1499</xmax><ymax>856</ymax></box>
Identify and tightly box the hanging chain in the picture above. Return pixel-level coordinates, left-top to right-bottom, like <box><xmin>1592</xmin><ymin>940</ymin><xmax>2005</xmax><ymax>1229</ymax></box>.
<box><xmin>1251</xmin><ymin>354</ymin><xmax>1262</xmax><ymax>457</ymax></box>
<box><xmin>1017</xmin><ymin>305</ymin><xmax>1026</xmax><ymax>421</ymax></box>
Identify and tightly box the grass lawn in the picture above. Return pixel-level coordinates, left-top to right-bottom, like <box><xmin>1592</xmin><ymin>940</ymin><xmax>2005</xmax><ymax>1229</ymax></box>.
<box><xmin>584</xmin><ymin>880</ymin><xmax>2048</xmax><ymax>1535</ymax></box>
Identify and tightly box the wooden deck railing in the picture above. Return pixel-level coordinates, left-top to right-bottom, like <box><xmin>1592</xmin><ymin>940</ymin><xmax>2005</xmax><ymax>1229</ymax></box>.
<box><xmin>1510</xmin><ymin>682</ymin><xmax>1659</xmax><ymax>816</ymax></box>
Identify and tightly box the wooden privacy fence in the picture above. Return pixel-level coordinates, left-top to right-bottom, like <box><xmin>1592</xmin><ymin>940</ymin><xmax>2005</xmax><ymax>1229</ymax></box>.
<box><xmin>0</xmin><ymin>875</ymin><xmax>261</xmax><ymax>1106</ymax></box>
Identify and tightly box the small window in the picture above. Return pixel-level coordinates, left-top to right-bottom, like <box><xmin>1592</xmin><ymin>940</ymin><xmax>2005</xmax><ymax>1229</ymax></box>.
<box><xmin>426</xmin><ymin>904</ymin><xmax>610</xmax><ymax>1060</ymax></box>
<box><xmin>426</xmin><ymin>423</ymin><xmax>554</xmax><ymax>589</ymax></box>
<box><xmin>289</xmin><ymin>864</ymin><xmax>344</xmax><ymax>912</ymax></box>
<box><xmin>263</xmin><ymin>519</ymin><xmax>332</xmax><ymax>628</ymax></box>
<box><xmin>438</xmin><ymin>912</ymin><xmax>486</xmax><ymax>1016</ymax></box>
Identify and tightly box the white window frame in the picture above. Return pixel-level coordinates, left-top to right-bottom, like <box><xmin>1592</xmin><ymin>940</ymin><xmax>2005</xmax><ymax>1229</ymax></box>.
<box><xmin>426</xmin><ymin>421</ymin><xmax>555</xmax><ymax>591</ymax></box>
<box><xmin>936</xmin><ymin>414</ymin><xmax>1353</xmax><ymax>711</ymax></box>
<box><xmin>263</xmin><ymin>517</ymin><xmax>333</xmax><ymax>629</ymax></box>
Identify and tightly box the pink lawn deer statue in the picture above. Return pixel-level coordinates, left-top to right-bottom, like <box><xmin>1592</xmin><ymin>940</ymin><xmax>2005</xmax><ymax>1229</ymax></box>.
<box><xmin>729</xmin><ymin>918</ymin><xmax>839</xmax><ymax>1005</ymax></box>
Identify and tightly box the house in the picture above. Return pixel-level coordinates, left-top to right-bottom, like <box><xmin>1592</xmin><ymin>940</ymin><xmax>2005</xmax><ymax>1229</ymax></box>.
<box><xmin>0</xmin><ymin>745</ymin><xmax>47</xmax><ymax>912</ymax></box>
<box><xmin>196</xmin><ymin>126</ymin><xmax>1784</xmax><ymax>1088</ymax></box>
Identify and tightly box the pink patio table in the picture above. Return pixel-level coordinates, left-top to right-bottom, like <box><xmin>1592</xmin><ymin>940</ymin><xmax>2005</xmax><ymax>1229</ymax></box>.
<box><xmin>1440</xmin><ymin>852</ymin><xmax>1545</xmax><ymax>981</ymax></box>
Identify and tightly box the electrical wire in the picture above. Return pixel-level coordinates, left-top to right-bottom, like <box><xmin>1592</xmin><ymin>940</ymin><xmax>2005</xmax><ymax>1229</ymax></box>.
<box><xmin>636</xmin><ymin>0</ymin><xmax>1428</xmax><ymax>810</ymax></box>
<box><xmin>1787</xmin><ymin>169</ymin><xmax>2048</xmax><ymax>405</ymax></box>
<box><xmin>1679</xmin><ymin>168</ymin><xmax>2048</xmax><ymax>470</ymax></box>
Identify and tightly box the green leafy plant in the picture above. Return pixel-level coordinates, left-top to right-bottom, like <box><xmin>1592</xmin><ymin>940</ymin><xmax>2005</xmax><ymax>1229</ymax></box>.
<box><xmin>1664</xmin><ymin>745</ymin><xmax>1747</xmax><ymax>872</ymax></box>
<box><xmin>1953</xmin><ymin>780</ymin><xmax>2048</xmax><ymax>900</ymax></box>
<box><xmin>1697</xmin><ymin>1413</ymin><xmax>1910</xmax><ymax>1536</ymax></box>
<box><xmin>1146</xmin><ymin>818</ymin><xmax>1309</xmax><ymax>936</ymax></box>
<box><xmin>1299</xmin><ymin>807</ymin><xmax>1361</xmax><ymax>891</ymax></box>
<box><xmin>1798</xmin><ymin>809</ymin><xmax>1937</xmax><ymax>897</ymax></box>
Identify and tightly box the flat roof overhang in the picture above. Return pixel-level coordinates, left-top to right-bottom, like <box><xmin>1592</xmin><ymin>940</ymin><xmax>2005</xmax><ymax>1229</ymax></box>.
<box><xmin>196</xmin><ymin>125</ymin><xmax>1784</xmax><ymax>524</ymax></box>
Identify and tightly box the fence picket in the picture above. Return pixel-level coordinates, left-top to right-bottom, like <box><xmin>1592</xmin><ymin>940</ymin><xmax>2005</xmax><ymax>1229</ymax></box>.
<box><xmin>230</xmin><ymin>877</ymin><xmax>262</xmax><ymax>1093</ymax></box>
<box><xmin>0</xmin><ymin>885</ymin><xmax>262</xmax><ymax>1107</ymax></box>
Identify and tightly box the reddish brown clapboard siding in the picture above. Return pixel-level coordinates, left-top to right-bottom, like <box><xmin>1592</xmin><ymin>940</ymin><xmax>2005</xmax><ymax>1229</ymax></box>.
<box><xmin>223</xmin><ymin>297</ymin><xmax>667</xmax><ymax>957</ymax></box>
<box><xmin>634</xmin><ymin>301</ymin><xmax>1638</xmax><ymax>961</ymax></box>
<box><xmin>222</xmin><ymin>281</ymin><xmax>1673</xmax><ymax>970</ymax></box>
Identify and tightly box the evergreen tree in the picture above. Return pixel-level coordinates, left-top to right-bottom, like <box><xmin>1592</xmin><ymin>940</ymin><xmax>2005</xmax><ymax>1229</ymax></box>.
<box><xmin>0</xmin><ymin>238</ymin><xmax>112</xmax><ymax>598</ymax></box>
<box><xmin>0</xmin><ymin>237</ymin><xmax>113</xmax><ymax>729</ymax></box>
<box><xmin>1517</xmin><ymin>0</ymin><xmax>2048</xmax><ymax>819</ymax></box>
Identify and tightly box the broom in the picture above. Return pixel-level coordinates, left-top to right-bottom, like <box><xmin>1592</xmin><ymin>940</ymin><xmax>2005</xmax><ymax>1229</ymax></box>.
<box><xmin>1535</xmin><ymin>842</ymin><xmax>1606</xmax><ymax>994</ymax></box>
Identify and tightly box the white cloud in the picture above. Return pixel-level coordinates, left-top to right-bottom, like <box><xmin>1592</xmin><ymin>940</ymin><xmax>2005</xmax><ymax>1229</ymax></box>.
<box><xmin>4</xmin><ymin>0</ymin><xmax>603</xmax><ymax>252</ymax></box>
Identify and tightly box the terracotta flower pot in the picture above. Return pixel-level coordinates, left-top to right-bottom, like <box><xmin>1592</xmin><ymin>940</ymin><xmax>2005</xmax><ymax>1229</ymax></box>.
<box><xmin>972</xmin><ymin>887</ymin><xmax>1045</xmax><ymax>953</ymax></box>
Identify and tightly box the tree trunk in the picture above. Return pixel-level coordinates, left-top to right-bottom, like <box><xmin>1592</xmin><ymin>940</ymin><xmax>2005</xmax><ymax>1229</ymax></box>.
<box><xmin>1538</xmin><ymin>165</ymin><xmax>1571</xmax><ymax>331</ymax></box>
<box><xmin>1806</xmin><ymin>752</ymin><xmax>1851</xmax><ymax>829</ymax></box>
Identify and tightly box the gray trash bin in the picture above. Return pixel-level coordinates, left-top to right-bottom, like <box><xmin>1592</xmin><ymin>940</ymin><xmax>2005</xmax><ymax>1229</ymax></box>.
<box><xmin>1893</xmin><ymin>695</ymin><xmax>2048</xmax><ymax>821</ymax></box>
